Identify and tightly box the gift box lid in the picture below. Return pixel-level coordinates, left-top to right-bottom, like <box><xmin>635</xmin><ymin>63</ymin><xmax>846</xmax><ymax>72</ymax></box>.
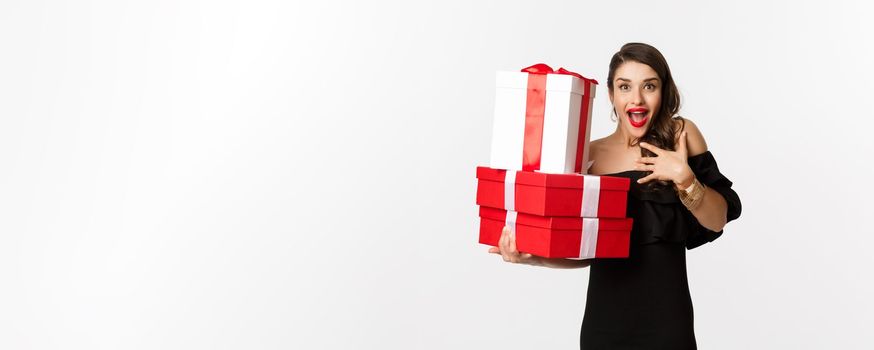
<box><xmin>495</xmin><ymin>71</ymin><xmax>594</xmax><ymax>95</ymax></box>
<box><xmin>476</xmin><ymin>166</ymin><xmax>631</xmax><ymax>191</ymax></box>
<box><xmin>479</xmin><ymin>206</ymin><xmax>633</xmax><ymax>231</ymax></box>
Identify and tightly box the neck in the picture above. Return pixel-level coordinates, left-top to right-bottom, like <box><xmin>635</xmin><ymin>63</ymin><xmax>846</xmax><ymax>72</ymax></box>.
<box><xmin>611</xmin><ymin>123</ymin><xmax>639</xmax><ymax>149</ymax></box>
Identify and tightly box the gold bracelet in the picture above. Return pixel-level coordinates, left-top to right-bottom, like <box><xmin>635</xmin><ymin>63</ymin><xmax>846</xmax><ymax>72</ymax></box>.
<box><xmin>677</xmin><ymin>177</ymin><xmax>706</xmax><ymax>210</ymax></box>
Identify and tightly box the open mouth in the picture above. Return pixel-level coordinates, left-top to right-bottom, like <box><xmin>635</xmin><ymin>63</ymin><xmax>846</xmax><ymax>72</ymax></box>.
<box><xmin>627</xmin><ymin>108</ymin><xmax>649</xmax><ymax>128</ymax></box>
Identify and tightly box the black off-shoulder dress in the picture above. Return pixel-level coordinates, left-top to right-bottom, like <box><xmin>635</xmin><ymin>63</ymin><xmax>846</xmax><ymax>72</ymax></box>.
<box><xmin>580</xmin><ymin>151</ymin><xmax>742</xmax><ymax>350</ymax></box>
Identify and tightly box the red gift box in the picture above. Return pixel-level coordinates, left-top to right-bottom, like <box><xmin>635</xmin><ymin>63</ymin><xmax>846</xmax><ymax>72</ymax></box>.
<box><xmin>476</xmin><ymin>166</ymin><xmax>630</xmax><ymax>218</ymax></box>
<box><xmin>478</xmin><ymin>206</ymin><xmax>633</xmax><ymax>259</ymax></box>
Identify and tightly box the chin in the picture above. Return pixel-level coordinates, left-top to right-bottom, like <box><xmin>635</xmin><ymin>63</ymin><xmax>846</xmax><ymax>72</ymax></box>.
<box><xmin>623</xmin><ymin>124</ymin><xmax>649</xmax><ymax>139</ymax></box>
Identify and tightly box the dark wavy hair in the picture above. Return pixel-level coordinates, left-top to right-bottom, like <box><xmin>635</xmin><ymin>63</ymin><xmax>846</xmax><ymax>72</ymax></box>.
<box><xmin>607</xmin><ymin>43</ymin><xmax>685</xmax><ymax>189</ymax></box>
<box><xmin>607</xmin><ymin>43</ymin><xmax>685</xmax><ymax>156</ymax></box>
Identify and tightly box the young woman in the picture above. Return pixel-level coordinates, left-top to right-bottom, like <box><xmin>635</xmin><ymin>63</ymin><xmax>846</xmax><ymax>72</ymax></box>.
<box><xmin>488</xmin><ymin>43</ymin><xmax>742</xmax><ymax>349</ymax></box>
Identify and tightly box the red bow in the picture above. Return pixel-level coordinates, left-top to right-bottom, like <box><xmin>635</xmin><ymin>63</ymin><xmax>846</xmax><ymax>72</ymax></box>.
<box><xmin>521</xmin><ymin>63</ymin><xmax>598</xmax><ymax>85</ymax></box>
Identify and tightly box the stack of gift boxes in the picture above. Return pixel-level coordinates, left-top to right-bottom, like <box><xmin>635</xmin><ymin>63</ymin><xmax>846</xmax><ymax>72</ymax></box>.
<box><xmin>476</xmin><ymin>64</ymin><xmax>634</xmax><ymax>259</ymax></box>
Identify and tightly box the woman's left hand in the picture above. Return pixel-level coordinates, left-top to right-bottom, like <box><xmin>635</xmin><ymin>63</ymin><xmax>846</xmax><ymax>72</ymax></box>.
<box><xmin>635</xmin><ymin>131</ymin><xmax>695</xmax><ymax>189</ymax></box>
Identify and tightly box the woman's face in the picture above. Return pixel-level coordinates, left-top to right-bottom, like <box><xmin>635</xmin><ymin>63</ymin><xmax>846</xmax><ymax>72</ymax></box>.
<box><xmin>609</xmin><ymin>61</ymin><xmax>662</xmax><ymax>139</ymax></box>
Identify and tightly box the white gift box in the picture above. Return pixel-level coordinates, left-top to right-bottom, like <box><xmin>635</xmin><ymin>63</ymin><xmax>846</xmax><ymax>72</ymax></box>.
<box><xmin>489</xmin><ymin>65</ymin><xmax>597</xmax><ymax>174</ymax></box>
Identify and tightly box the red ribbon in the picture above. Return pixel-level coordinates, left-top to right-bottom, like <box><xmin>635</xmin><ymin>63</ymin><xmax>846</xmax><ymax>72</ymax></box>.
<box><xmin>519</xmin><ymin>63</ymin><xmax>598</xmax><ymax>172</ymax></box>
<box><xmin>573</xmin><ymin>79</ymin><xmax>594</xmax><ymax>173</ymax></box>
<box><xmin>521</xmin><ymin>63</ymin><xmax>554</xmax><ymax>74</ymax></box>
<box><xmin>556</xmin><ymin>67</ymin><xmax>599</xmax><ymax>85</ymax></box>
<box><xmin>521</xmin><ymin>66</ymin><xmax>548</xmax><ymax>171</ymax></box>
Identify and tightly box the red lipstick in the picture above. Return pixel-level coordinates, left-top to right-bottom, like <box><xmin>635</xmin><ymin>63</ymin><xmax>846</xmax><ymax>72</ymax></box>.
<box><xmin>626</xmin><ymin>107</ymin><xmax>649</xmax><ymax>128</ymax></box>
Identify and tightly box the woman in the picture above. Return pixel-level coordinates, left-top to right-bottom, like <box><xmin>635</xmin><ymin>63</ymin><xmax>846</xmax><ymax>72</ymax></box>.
<box><xmin>488</xmin><ymin>43</ymin><xmax>742</xmax><ymax>349</ymax></box>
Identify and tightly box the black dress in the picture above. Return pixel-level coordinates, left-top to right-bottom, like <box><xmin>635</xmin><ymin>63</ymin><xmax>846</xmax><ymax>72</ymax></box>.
<box><xmin>580</xmin><ymin>151</ymin><xmax>742</xmax><ymax>350</ymax></box>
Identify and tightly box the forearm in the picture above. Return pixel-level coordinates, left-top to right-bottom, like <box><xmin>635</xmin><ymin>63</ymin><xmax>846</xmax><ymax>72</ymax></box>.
<box><xmin>532</xmin><ymin>256</ymin><xmax>592</xmax><ymax>269</ymax></box>
<box><xmin>689</xmin><ymin>186</ymin><xmax>728</xmax><ymax>232</ymax></box>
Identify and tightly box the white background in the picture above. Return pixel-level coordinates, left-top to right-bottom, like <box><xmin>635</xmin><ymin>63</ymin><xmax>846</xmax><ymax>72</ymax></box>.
<box><xmin>1</xmin><ymin>0</ymin><xmax>872</xmax><ymax>349</ymax></box>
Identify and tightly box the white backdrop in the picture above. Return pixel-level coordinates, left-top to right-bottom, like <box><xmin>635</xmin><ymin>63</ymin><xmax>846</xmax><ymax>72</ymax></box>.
<box><xmin>2</xmin><ymin>0</ymin><xmax>873</xmax><ymax>349</ymax></box>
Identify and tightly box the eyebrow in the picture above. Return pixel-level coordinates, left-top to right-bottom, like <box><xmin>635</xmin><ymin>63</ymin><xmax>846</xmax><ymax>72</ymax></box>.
<box><xmin>616</xmin><ymin>77</ymin><xmax>660</xmax><ymax>82</ymax></box>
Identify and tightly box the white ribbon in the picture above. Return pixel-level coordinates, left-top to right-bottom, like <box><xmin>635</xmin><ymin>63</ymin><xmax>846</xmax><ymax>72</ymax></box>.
<box><xmin>581</xmin><ymin>175</ymin><xmax>601</xmax><ymax>218</ymax></box>
<box><xmin>579</xmin><ymin>218</ymin><xmax>599</xmax><ymax>259</ymax></box>
<box><xmin>505</xmin><ymin>210</ymin><xmax>518</xmax><ymax>233</ymax></box>
<box><xmin>504</xmin><ymin>170</ymin><xmax>518</xmax><ymax>233</ymax></box>
<box><xmin>504</xmin><ymin>170</ymin><xmax>516</xmax><ymax>212</ymax></box>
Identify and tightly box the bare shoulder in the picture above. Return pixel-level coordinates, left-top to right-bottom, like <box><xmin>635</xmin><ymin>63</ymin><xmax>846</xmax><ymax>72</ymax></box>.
<box><xmin>588</xmin><ymin>136</ymin><xmax>611</xmax><ymax>160</ymax></box>
<box><xmin>586</xmin><ymin>136</ymin><xmax>610</xmax><ymax>173</ymax></box>
<box><xmin>674</xmin><ymin>117</ymin><xmax>708</xmax><ymax>156</ymax></box>
<box><xmin>589</xmin><ymin>136</ymin><xmax>607</xmax><ymax>152</ymax></box>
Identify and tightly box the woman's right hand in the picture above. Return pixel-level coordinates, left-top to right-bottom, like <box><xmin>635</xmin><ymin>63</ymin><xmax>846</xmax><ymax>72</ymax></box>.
<box><xmin>487</xmin><ymin>226</ymin><xmax>542</xmax><ymax>266</ymax></box>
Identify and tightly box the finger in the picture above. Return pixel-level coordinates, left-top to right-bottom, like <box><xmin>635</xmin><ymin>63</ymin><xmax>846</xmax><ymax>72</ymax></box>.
<box><xmin>510</xmin><ymin>251</ymin><xmax>523</xmax><ymax>263</ymax></box>
<box><xmin>507</xmin><ymin>231</ymin><xmax>519</xmax><ymax>263</ymax></box>
<box><xmin>501</xmin><ymin>226</ymin><xmax>512</xmax><ymax>247</ymax></box>
<box><xmin>508</xmin><ymin>229</ymin><xmax>518</xmax><ymax>254</ymax></box>
<box><xmin>499</xmin><ymin>228</ymin><xmax>510</xmax><ymax>262</ymax></box>
<box><xmin>635</xmin><ymin>164</ymin><xmax>655</xmax><ymax>172</ymax></box>
<box><xmin>521</xmin><ymin>253</ymin><xmax>533</xmax><ymax>259</ymax></box>
<box><xmin>636</xmin><ymin>156</ymin><xmax>657</xmax><ymax>164</ymax></box>
<box><xmin>677</xmin><ymin>131</ymin><xmax>688</xmax><ymax>156</ymax></box>
<box><xmin>488</xmin><ymin>246</ymin><xmax>500</xmax><ymax>254</ymax></box>
<box><xmin>637</xmin><ymin>173</ymin><xmax>659</xmax><ymax>184</ymax></box>
<box><xmin>638</xmin><ymin>142</ymin><xmax>663</xmax><ymax>155</ymax></box>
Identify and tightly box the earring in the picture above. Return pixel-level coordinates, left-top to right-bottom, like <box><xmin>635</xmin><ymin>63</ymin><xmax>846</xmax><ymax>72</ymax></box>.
<box><xmin>610</xmin><ymin>108</ymin><xmax>617</xmax><ymax>122</ymax></box>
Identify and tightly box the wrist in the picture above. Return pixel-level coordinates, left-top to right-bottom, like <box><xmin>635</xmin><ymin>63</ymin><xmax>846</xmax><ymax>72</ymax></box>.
<box><xmin>674</xmin><ymin>167</ymin><xmax>695</xmax><ymax>190</ymax></box>
<box><xmin>677</xmin><ymin>177</ymin><xmax>706</xmax><ymax>210</ymax></box>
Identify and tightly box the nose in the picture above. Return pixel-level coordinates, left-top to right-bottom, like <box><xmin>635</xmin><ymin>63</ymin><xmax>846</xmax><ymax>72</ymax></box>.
<box><xmin>630</xmin><ymin>88</ymin><xmax>643</xmax><ymax>105</ymax></box>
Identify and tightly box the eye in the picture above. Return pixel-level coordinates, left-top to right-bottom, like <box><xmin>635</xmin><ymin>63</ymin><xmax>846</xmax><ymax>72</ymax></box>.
<box><xmin>619</xmin><ymin>84</ymin><xmax>630</xmax><ymax>91</ymax></box>
<box><xmin>644</xmin><ymin>83</ymin><xmax>656</xmax><ymax>90</ymax></box>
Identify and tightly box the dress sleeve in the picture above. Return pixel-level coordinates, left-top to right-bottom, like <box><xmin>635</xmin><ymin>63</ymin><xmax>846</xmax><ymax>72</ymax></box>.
<box><xmin>684</xmin><ymin>151</ymin><xmax>742</xmax><ymax>249</ymax></box>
